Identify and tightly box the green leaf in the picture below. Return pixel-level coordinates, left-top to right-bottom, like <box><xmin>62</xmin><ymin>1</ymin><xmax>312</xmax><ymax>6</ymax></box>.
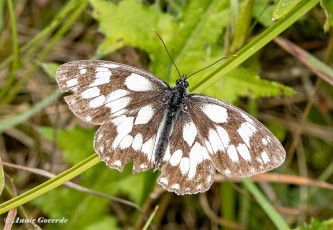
<box><xmin>230</xmin><ymin>0</ymin><xmax>255</xmax><ymax>51</ymax></box>
<box><xmin>204</xmin><ymin>68</ymin><xmax>295</xmax><ymax>103</ymax></box>
<box><xmin>37</xmin><ymin>127</ymin><xmax>145</xmax><ymax>229</ymax></box>
<box><xmin>321</xmin><ymin>0</ymin><xmax>333</xmax><ymax>31</ymax></box>
<box><xmin>298</xmin><ymin>218</ymin><xmax>331</xmax><ymax>230</ymax></box>
<box><xmin>84</xmin><ymin>216</ymin><xmax>122</xmax><ymax>230</ymax></box>
<box><xmin>41</xmin><ymin>62</ymin><xmax>61</xmax><ymax>79</ymax></box>
<box><xmin>273</xmin><ymin>0</ymin><xmax>302</xmax><ymax>20</ymax></box>
<box><xmin>253</xmin><ymin>0</ymin><xmax>276</xmax><ymax>27</ymax></box>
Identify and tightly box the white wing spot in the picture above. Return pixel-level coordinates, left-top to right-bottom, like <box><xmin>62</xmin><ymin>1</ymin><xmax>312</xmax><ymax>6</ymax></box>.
<box><xmin>97</xmin><ymin>134</ymin><xmax>103</xmax><ymax>141</ymax></box>
<box><xmin>132</xmin><ymin>133</ymin><xmax>143</xmax><ymax>151</ymax></box>
<box><xmin>206</xmin><ymin>175</ymin><xmax>212</xmax><ymax>183</ymax></box>
<box><xmin>227</xmin><ymin>145</ymin><xmax>239</xmax><ymax>162</ymax></box>
<box><xmin>256</xmin><ymin>156</ymin><xmax>263</xmax><ymax>164</ymax></box>
<box><xmin>120</xmin><ymin>135</ymin><xmax>133</xmax><ymax>149</ymax></box>
<box><xmin>237</xmin><ymin>143</ymin><xmax>251</xmax><ymax>161</ymax></box>
<box><xmin>81</xmin><ymin>87</ymin><xmax>100</xmax><ymax>99</ymax></box>
<box><xmin>106</xmin><ymin>97</ymin><xmax>131</xmax><ymax>114</ymax></box>
<box><xmin>112</xmin><ymin>109</ymin><xmax>127</xmax><ymax>117</ymax></box>
<box><xmin>262</xmin><ymin>138</ymin><xmax>268</xmax><ymax>145</ymax></box>
<box><xmin>180</xmin><ymin>157</ymin><xmax>190</xmax><ymax>175</ymax></box>
<box><xmin>216</xmin><ymin>126</ymin><xmax>230</xmax><ymax>150</ymax></box>
<box><xmin>135</xmin><ymin>104</ymin><xmax>154</xmax><ymax>125</ymax></box>
<box><xmin>103</xmin><ymin>63</ymin><xmax>119</xmax><ymax>68</ymax></box>
<box><xmin>204</xmin><ymin>140</ymin><xmax>214</xmax><ymax>154</ymax></box>
<box><xmin>183</xmin><ymin>121</ymin><xmax>197</xmax><ymax>146</ymax></box>
<box><xmin>114</xmin><ymin>160</ymin><xmax>121</xmax><ymax>166</ymax></box>
<box><xmin>142</xmin><ymin>137</ymin><xmax>155</xmax><ymax>161</ymax></box>
<box><xmin>170</xmin><ymin>150</ymin><xmax>183</xmax><ymax>166</ymax></box>
<box><xmin>111</xmin><ymin>115</ymin><xmax>127</xmax><ymax>126</ymax></box>
<box><xmin>80</xmin><ymin>68</ymin><xmax>86</xmax><ymax>74</ymax></box>
<box><xmin>112</xmin><ymin>117</ymin><xmax>134</xmax><ymax>149</ymax></box>
<box><xmin>163</xmin><ymin>145</ymin><xmax>171</xmax><ymax>161</ymax></box>
<box><xmin>105</xmin><ymin>157</ymin><xmax>110</xmax><ymax>161</ymax></box>
<box><xmin>90</xmin><ymin>69</ymin><xmax>111</xmax><ymax>87</ymax></box>
<box><xmin>261</xmin><ymin>151</ymin><xmax>270</xmax><ymax>164</ymax></box>
<box><xmin>208</xmin><ymin>129</ymin><xmax>224</xmax><ymax>152</ymax></box>
<box><xmin>171</xmin><ymin>184</ymin><xmax>180</xmax><ymax>190</ymax></box>
<box><xmin>89</xmin><ymin>95</ymin><xmax>106</xmax><ymax>108</ymax></box>
<box><xmin>125</xmin><ymin>73</ymin><xmax>152</xmax><ymax>91</ymax></box>
<box><xmin>66</xmin><ymin>78</ymin><xmax>78</xmax><ymax>87</ymax></box>
<box><xmin>237</xmin><ymin>122</ymin><xmax>256</xmax><ymax>147</ymax></box>
<box><xmin>197</xmin><ymin>184</ymin><xmax>202</xmax><ymax>189</ymax></box>
<box><xmin>241</xmin><ymin>113</ymin><xmax>254</xmax><ymax>124</ymax></box>
<box><xmin>140</xmin><ymin>164</ymin><xmax>147</xmax><ymax>169</ymax></box>
<box><xmin>99</xmin><ymin>146</ymin><xmax>104</xmax><ymax>152</ymax></box>
<box><xmin>160</xmin><ymin>177</ymin><xmax>168</xmax><ymax>185</ymax></box>
<box><xmin>86</xmin><ymin>116</ymin><xmax>92</xmax><ymax>122</ymax></box>
<box><xmin>188</xmin><ymin>142</ymin><xmax>209</xmax><ymax>179</ymax></box>
<box><xmin>106</xmin><ymin>89</ymin><xmax>129</xmax><ymax>103</ymax></box>
<box><xmin>224</xmin><ymin>169</ymin><xmax>231</xmax><ymax>176</ymax></box>
<box><xmin>201</xmin><ymin>104</ymin><xmax>228</xmax><ymax>123</ymax></box>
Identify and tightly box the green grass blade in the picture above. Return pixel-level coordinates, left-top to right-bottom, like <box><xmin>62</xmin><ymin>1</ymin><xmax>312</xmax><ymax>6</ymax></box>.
<box><xmin>0</xmin><ymin>90</ymin><xmax>62</xmax><ymax>133</ymax></box>
<box><xmin>0</xmin><ymin>0</ymin><xmax>19</xmax><ymax>100</ymax></box>
<box><xmin>0</xmin><ymin>153</ymin><xmax>101</xmax><ymax>214</ymax></box>
<box><xmin>1</xmin><ymin>0</ymin><xmax>88</xmax><ymax>105</ymax></box>
<box><xmin>243</xmin><ymin>178</ymin><xmax>290</xmax><ymax>230</ymax></box>
<box><xmin>191</xmin><ymin>0</ymin><xmax>320</xmax><ymax>94</ymax></box>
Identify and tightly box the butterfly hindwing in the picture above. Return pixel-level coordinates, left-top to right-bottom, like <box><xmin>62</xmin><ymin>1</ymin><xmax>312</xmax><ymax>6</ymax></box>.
<box><xmin>157</xmin><ymin>109</ymin><xmax>215</xmax><ymax>195</ymax></box>
<box><xmin>186</xmin><ymin>94</ymin><xmax>286</xmax><ymax>178</ymax></box>
<box><xmin>94</xmin><ymin>100</ymin><xmax>167</xmax><ymax>172</ymax></box>
<box><xmin>56</xmin><ymin>60</ymin><xmax>170</xmax><ymax>125</ymax></box>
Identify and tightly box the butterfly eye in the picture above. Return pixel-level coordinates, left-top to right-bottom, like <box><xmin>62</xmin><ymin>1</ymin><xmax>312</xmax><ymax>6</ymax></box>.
<box><xmin>184</xmin><ymin>81</ymin><xmax>189</xmax><ymax>88</ymax></box>
<box><xmin>176</xmin><ymin>79</ymin><xmax>181</xmax><ymax>85</ymax></box>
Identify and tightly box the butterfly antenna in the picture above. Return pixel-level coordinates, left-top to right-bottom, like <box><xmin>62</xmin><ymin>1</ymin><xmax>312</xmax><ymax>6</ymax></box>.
<box><xmin>186</xmin><ymin>54</ymin><xmax>237</xmax><ymax>79</ymax></box>
<box><xmin>152</xmin><ymin>29</ymin><xmax>182</xmax><ymax>78</ymax></box>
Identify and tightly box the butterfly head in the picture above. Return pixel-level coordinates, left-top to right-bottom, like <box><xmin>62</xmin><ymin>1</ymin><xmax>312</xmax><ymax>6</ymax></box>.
<box><xmin>175</xmin><ymin>76</ymin><xmax>189</xmax><ymax>89</ymax></box>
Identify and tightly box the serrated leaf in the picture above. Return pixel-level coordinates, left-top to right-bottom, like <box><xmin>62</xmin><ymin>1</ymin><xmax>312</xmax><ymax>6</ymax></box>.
<box><xmin>204</xmin><ymin>68</ymin><xmax>295</xmax><ymax>103</ymax></box>
<box><xmin>273</xmin><ymin>0</ymin><xmax>302</xmax><ymax>20</ymax></box>
<box><xmin>90</xmin><ymin>0</ymin><xmax>174</xmax><ymax>76</ymax></box>
<box><xmin>321</xmin><ymin>0</ymin><xmax>333</xmax><ymax>31</ymax></box>
<box><xmin>41</xmin><ymin>62</ymin><xmax>61</xmax><ymax>79</ymax></box>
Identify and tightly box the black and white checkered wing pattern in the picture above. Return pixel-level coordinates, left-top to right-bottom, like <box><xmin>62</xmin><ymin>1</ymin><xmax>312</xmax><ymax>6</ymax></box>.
<box><xmin>157</xmin><ymin>94</ymin><xmax>285</xmax><ymax>195</ymax></box>
<box><xmin>56</xmin><ymin>60</ymin><xmax>169</xmax><ymax>125</ymax></box>
<box><xmin>56</xmin><ymin>60</ymin><xmax>170</xmax><ymax>171</ymax></box>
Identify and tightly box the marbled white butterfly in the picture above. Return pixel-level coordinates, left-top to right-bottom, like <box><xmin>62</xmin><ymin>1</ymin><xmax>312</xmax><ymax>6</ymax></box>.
<box><xmin>56</xmin><ymin>36</ymin><xmax>285</xmax><ymax>195</ymax></box>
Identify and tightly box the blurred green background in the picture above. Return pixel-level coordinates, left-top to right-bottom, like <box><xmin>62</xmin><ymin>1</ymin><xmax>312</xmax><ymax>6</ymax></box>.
<box><xmin>0</xmin><ymin>0</ymin><xmax>333</xmax><ymax>229</ymax></box>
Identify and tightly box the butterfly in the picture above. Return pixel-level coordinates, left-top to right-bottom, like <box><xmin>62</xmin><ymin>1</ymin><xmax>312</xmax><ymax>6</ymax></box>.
<box><xmin>55</xmin><ymin>58</ymin><xmax>286</xmax><ymax>195</ymax></box>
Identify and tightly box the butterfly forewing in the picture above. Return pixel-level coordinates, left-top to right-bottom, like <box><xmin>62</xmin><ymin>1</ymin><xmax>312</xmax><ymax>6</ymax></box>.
<box><xmin>56</xmin><ymin>60</ymin><xmax>169</xmax><ymax>125</ymax></box>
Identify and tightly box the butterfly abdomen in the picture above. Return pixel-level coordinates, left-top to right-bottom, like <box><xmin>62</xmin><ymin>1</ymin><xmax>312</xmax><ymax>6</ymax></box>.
<box><xmin>154</xmin><ymin>82</ymin><xmax>188</xmax><ymax>166</ymax></box>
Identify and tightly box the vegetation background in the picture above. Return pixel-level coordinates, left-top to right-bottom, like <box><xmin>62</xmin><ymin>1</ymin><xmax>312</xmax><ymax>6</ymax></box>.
<box><xmin>0</xmin><ymin>0</ymin><xmax>332</xmax><ymax>229</ymax></box>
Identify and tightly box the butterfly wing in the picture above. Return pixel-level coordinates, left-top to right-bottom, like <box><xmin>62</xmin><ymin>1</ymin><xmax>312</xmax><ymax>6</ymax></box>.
<box><xmin>56</xmin><ymin>60</ymin><xmax>170</xmax><ymax>171</ymax></box>
<box><xmin>157</xmin><ymin>94</ymin><xmax>286</xmax><ymax>195</ymax></box>
<box><xmin>56</xmin><ymin>60</ymin><xmax>170</xmax><ymax>125</ymax></box>
<box><xmin>157</xmin><ymin>109</ymin><xmax>216</xmax><ymax>195</ymax></box>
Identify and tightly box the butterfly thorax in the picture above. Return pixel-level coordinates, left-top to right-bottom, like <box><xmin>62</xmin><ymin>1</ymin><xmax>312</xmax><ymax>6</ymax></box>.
<box><xmin>154</xmin><ymin>77</ymin><xmax>189</xmax><ymax>167</ymax></box>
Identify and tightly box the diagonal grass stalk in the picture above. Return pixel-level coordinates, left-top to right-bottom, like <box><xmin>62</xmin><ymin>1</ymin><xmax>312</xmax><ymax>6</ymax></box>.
<box><xmin>190</xmin><ymin>0</ymin><xmax>320</xmax><ymax>94</ymax></box>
